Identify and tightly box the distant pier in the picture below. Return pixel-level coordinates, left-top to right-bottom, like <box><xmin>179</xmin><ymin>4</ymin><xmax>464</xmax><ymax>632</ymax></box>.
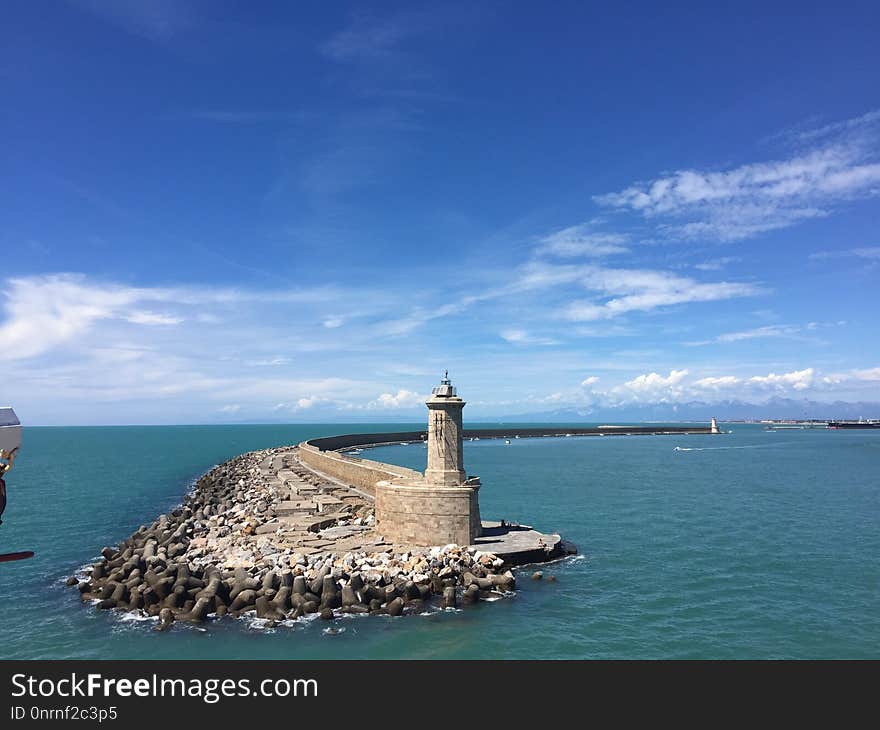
<box><xmin>305</xmin><ymin>423</ymin><xmax>718</xmax><ymax>453</ymax></box>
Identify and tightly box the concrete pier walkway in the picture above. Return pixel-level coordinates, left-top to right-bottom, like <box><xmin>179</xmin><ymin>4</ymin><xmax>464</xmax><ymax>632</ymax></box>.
<box><xmin>473</xmin><ymin>521</ymin><xmax>573</xmax><ymax>566</ymax></box>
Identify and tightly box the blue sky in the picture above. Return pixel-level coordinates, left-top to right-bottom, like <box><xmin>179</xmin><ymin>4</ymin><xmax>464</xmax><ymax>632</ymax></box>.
<box><xmin>2</xmin><ymin>1</ymin><xmax>879</xmax><ymax>425</ymax></box>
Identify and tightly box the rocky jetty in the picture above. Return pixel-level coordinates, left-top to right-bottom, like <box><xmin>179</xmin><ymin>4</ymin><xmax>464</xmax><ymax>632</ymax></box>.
<box><xmin>71</xmin><ymin>447</ymin><xmax>521</xmax><ymax>628</ymax></box>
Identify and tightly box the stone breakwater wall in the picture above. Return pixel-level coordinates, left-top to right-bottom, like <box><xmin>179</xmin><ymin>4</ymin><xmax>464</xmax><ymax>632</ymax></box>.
<box><xmin>69</xmin><ymin>446</ymin><xmax>521</xmax><ymax>630</ymax></box>
<box><xmin>297</xmin><ymin>442</ymin><xmax>422</xmax><ymax>498</ymax></box>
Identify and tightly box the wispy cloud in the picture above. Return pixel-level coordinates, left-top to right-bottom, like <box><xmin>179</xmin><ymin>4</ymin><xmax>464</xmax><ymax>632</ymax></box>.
<box><xmin>0</xmin><ymin>275</ymin><xmax>167</xmax><ymax>360</ymax></box>
<box><xmin>794</xmin><ymin>109</ymin><xmax>880</xmax><ymax>143</ymax></box>
<box><xmin>516</xmin><ymin>263</ymin><xmax>762</xmax><ymax>321</ymax></box>
<box><xmin>500</xmin><ymin>329</ymin><xmax>560</xmax><ymax>346</ymax></box>
<box><xmin>809</xmin><ymin>246</ymin><xmax>880</xmax><ymax>260</ymax></box>
<box><xmin>320</xmin><ymin>10</ymin><xmax>439</xmax><ymax>62</ymax></box>
<box><xmin>125</xmin><ymin>311</ymin><xmax>184</xmax><ymax>326</ymax></box>
<box><xmin>72</xmin><ymin>0</ymin><xmax>199</xmax><ymax>42</ymax></box>
<box><xmin>536</xmin><ymin>222</ymin><xmax>629</xmax><ymax>258</ymax></box>
<box><xmin>244</xmin><ymin>358</ymin><xmax>291</xmax><ymax>367</ymax></box>
<box><xmin>376</xmin><ymin>296</ymin><xmax>486</xmax><ymax>336</ymax></box>
<box><xmin>687</xmin><ymin>324</ymin><xmax>805</xmax><ymax>346</ymax></box>
<box><xmin>322</xmin><ymin>316</ymin><xmax>346</xmax><ymax>329</ymax></box>
<box><xmin>595</xmin><ymin>111</ymin><xmax>880</xmax><ymax>242</ymax></box>
<box><xmin>0</xmin><ymin>274</ymin><xmax>370</xmax><ymax>362</ymax></box>
<box><xmin>694</xmin><ymin>256</ymin><xmax>741</xmax><ymax>271</ymax></box>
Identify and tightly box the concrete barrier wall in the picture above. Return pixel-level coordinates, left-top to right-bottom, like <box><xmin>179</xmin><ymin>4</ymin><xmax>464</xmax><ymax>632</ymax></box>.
<box><xmin>305</xmin><ymin>424</ymin><xmax>713</xmax><ymax>454</ymax></box>
<box><xmin>297</xmin><ymin>443</ymin><xmax>422</xmax><ymax>497</ymax></box>
<box><xmin>375</xmin><ymin>481</ymin><xmax>480</xmax><ymax>546</ymax></box>
<box><xmin>306</xmin><ymin>431</ymin><xmax>426</xmax><ymax>452</ymax></box>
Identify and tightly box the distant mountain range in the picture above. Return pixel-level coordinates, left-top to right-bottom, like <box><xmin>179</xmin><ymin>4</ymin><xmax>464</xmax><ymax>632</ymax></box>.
<box><xmin>490</xmin><ymin>398</ymin><xmax>880</xmax><ymax>423</ymax></box>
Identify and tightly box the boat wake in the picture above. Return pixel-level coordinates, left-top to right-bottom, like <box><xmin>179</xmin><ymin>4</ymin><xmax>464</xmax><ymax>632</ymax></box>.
<box><xmin>674</xmin><ymin>442</ymin><xmax>795</xmax><ymax>452</ymax></box>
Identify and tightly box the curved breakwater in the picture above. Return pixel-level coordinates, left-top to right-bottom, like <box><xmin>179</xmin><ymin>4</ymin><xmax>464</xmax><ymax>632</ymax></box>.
<box><xmin>69</xmin><ymin>445</ymin><xmax>524</xmax><ymax>630</ymax></box>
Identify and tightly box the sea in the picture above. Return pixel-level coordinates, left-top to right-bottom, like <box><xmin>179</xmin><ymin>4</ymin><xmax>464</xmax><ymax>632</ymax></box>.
<box><xmin>1</xmin><ymin>423</ymin><xmax>878</xmax><ymax>659</ymax></box>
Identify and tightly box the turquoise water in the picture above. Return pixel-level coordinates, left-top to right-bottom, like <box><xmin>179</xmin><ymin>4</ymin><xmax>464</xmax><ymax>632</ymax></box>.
<box><xmin>1</xmin><ymin>424</ymin><xmax>878</xmax><ymax>659</ymax></box>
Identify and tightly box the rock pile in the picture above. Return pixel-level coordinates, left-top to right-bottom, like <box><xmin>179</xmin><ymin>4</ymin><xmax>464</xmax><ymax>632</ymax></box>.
<box><xmin>70</xmin><ymin>447</ymin><xmax>517</xmax><ymax>629</ymax></box>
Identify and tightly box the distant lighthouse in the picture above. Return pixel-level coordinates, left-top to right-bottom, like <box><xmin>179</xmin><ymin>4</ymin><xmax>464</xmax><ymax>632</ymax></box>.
<box><xmin>710</xmin><ymin>417</ymin><xmax>720</xmax><ymax>434</ymax></box>
<box><xmin>424</xmin><ymin>371</ymin><xmax>468</xmax><ymax>485</ymax></box>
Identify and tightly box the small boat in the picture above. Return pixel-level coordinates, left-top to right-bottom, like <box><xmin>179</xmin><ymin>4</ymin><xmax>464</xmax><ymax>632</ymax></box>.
<box><xmin>504</xmin><ymin>439</ymin><xmax>511</xmax><ymax>445</ymax></box>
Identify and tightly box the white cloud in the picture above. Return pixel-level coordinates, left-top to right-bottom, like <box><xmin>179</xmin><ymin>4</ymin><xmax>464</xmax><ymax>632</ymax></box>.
<box><xmin>125</xmin><ymin>310</ymin><xmax>183</xmax><ymax>326</ymax></box>
<box><xmin>500</xmin><ymin>329</ymin><xmax>559</xmax><ymax>346</ymax></box>
<box><xmin>0</xmin><ymin>275</ymin><xmax>148</xmax><ymax>360</ymax></box>
<box><xmin>567</xmin><ymin>366</ymin><xmax>857</xmax><ymax>406</ymax></box>
<box><xmin>809</xmin><ymin>246</ymin><xmax>880</xmax><ymax>260</ymax></box>
<box><xmin>75</xmin><ymin>0</ymin><xmax>198</xmax><ymax>42</ymax></box>
<box><xmin>322</xmin><ymin>316</ymin><xmax>345</xmax><ymax>328</ymax></box>
<box><xmin>688</xmin><ymin>324</ymin><xmax>804</xmax><ymax>346</ymax></box>
<box><xmin>852</xmin><ymin>367</ymin><xmax>880</xmax><ymax>381</ymax></box>
<box><xmin>0</xmin><ymin>274</ymin><xmax>370</xmax><ymax>362</ymax></box>
<box><xmin>694</xmin><ymin>256</ymin><xmax>741</xmax><ymax>271</ymax></box>
<box><xmin>581</xmin><ymin>376</ymin><xmax>600</xmax><ymax>386</ymax></box>
<box><xmin>543</xmin><ymin>264</ymin><xmax>761</xmax><ymax>321</ymax></box>
<box><xmin>376</xmin><ymin>298</ymin><xmax>482</xmax><ymax>336</ymax></box>
<box><xmin>692</xmin><ymin>375</ymin><xmax>740</xmax><ymax>390</ymax></box>
<box><xmin>368</xmin><ymin>389</ymin><xmax>426</xmax><ymax>409</ymax></box>
<box><xmin>537</xmin><ymin>223</ymin><xmax>629</xmax><ymax>258</ymax></box>
<box><xmin>320</xmin><ymin>9</ymin><xmax>446</xmax><ymax>62</ymax></box>
<box><xmin>596</xmin><ymin>112</ymin><xmax>880</xmax><ymax>242</ymax></box>
<box><xmin>219</xmin><ymin>404</ymin><xmax>241</xmax><ymax>414</ymax></box>
<box><xmin>500</xmin><ymin>329</ymin><xmax>528</xmax><ymax>343</ymax></box>
<box><xmin>620</xmin><ymin>369</ymin><xmax>689</xmax><ymax>391</ymax></box>
<box><xmin>795</xmin><ymin>110</ymin><xmax>880</xmax><ymax>142</ymax></box>
<box><xmin>748</xmin><ymin>368</ymin><xmax>814</xmax><ymax>391</ymax></box>
<box><xmin>245</xmin><ymin>358</ymin><xmax>291</xmax><ymax>367</ymax></box>
<box><xmin>717</xmin><ymin>325</ymin><xmax>802</xmax><ymax>343</ymax></box>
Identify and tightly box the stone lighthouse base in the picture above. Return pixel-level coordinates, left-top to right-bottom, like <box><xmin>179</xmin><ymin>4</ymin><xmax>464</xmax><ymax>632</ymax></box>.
<box><xmin>375</xmin><ymin>477</ymin><xmax>482</xmax><ymax>547</ymax></box>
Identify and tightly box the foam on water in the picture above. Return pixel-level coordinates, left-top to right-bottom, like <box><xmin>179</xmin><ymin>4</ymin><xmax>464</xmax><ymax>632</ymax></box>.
<box><xmin>117</xmin><ymin>612</ymin><xmax>158</xmax><ymax>623</ymax></box>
